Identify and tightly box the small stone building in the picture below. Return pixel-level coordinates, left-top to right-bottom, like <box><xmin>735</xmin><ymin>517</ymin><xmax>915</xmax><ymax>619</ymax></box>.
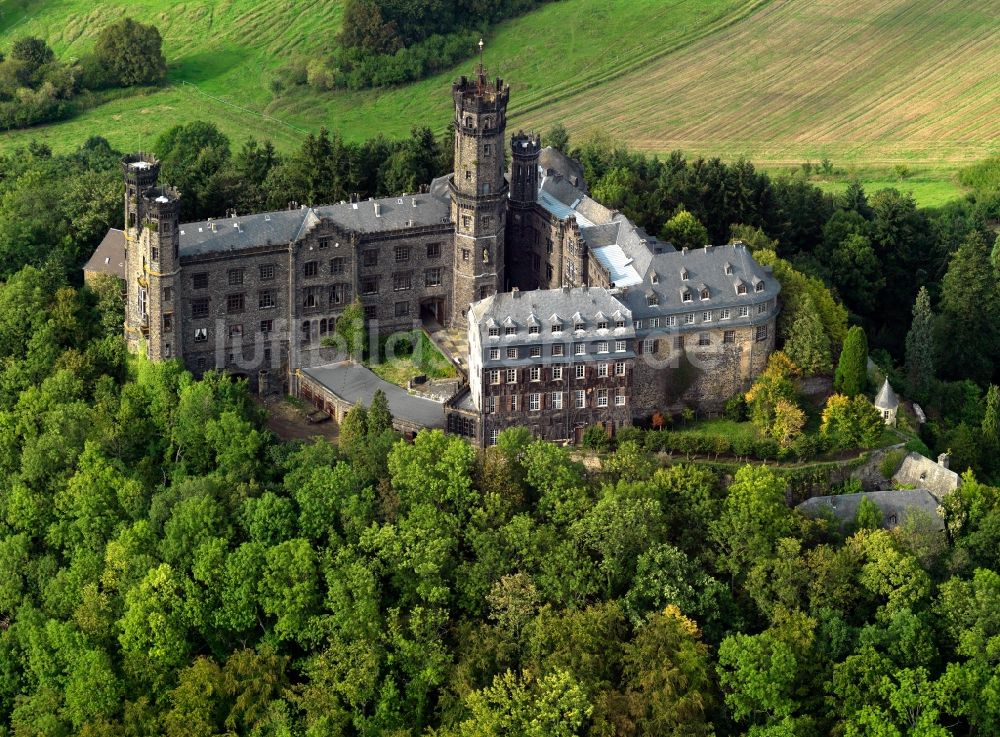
<box><xmin>874</xmin><ymin>378</ymin><xmax>899</xmax><ymax>426</ymax></box>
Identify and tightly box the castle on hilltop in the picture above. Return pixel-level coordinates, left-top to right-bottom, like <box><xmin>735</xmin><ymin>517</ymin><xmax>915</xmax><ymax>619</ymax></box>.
<box><xmin>87</xmin><ymin>60</ymin><xmax>778</xmax><ymax>446</ymax></box>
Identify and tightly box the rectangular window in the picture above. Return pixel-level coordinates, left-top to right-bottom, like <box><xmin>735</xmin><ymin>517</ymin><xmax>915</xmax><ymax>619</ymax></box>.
<box><xmin>164</xmin><ymin>342</ymin><xmax>171</xmax><ymax>358</ymax></box>
<box><xmin>575</xmin><ymin>390</ymin><xmax>586</xmax><ymax>409</ymax></box>
<box><xmin>482</xmin><ymin>215</ymin><xmax>493</xmax><ymax>230</ymax></box>
<box><xmin>302</xmin><ymin>287</ymin><xmax>318</xmax><ymax>309</ymax></box>
<box><xmin>597</xmin><ymin>389</ymin><xmax>609</xmax><ymax>408</ymax></box>
<box><xmin>229</xmin><ymin>324</ymin><xmax>243</xmax><ymax>339</ymax></box>
<box><xmin>260</xmin><ymin>264</ymin><xmax>275</xmax><ymax>280</ymax></box>
<box><xmin>552</xmin><ymin>366</ymin><xmax>564</xmax><ymax>380</ymax></box>
<box><xmin>510</xmin><ymin>395</ymin><xmax>518</xmax><ymax>412</ymax></box>
<box><xmin>259</xmin><ymin>290</ymin><xmax>276</xmax><ymax>309</ymax></box>
<box><xmin>598</xmin><ymin>320</ymin><xmax>609</xmax><ymax>330</ymax></box>
<box><xmin>530</xmin><ymin>366</ymin><xmax>541</xmax><ymax>381</ymax></box>
<box><xmin>163</xmin><ymin>287</ymin><xmax>172</xmax><ymax>302</ymax></box>
<box><xmin>488</xmin><ymin>327</ymin><xmax>500</xmax><ymax>337</ymax></box>
<box><xmin>575</xmin><ymin>365</ymin><xmax>586</xmax><ymax>379</ymax></box>
<box><xmin>427</xmin><ymin>242</ymin><xmax>441</xmax><ymax>258</ymax></box>
<box><xmin>647</xmin><ymin>294</ymin><xmax>659</xmax><ymax>307</ymax></box>
<box><xmin>486</xmin><ymin>396</ymin><xmax>496</xmax><ymax>413</ymax></box>
<box><xmin>462</xmin><ymin>248</ymin><xmax>470</xmax><ymax>260</ymax></box>
<box><xmin>330</xmin><ymin>257</ymin><xmax>345</xmax><ymax>275</ymax></box>
<box><xmin>574</xmin><ymin>343</ymin><xmax>586</xmax><ymax>355</ymax></box>
<box><xmin>192</xmin><ymin>272</ymin><xmax>209</xmax><ymax>289</ymax></box>
<box><xmin>615</xmin><ymin>319</ymin><xmax>626</xmax><ymax>329</ymax></box>
<box><xmin>756</xmin><ymin>325</ymin><xmax>769</xmax><ymax>342</ymax></box>
<box><xmin>150</xmin><ymin>246</ymin><xmax>159</xmax><ymax>262</ymax></box>
<box><xmin>615</xmin><ymin>361</ymin><xmax>626</xmax><ymax>376</ymax></box>
<box><xmin>395</xmin><ymin>246</ymin><xmax>410</xmax><ymax>263</ymax></box>
<box><xmin>699</xmin><ymin>333</ymin><xmax>711</xmax><ymax>346</ymax></box>
<box><xmin>393</xmin><ymin>273</ymin><xmax>411</xmax><ymax>291</ymax></box>
<box><xmin>506</xmin><ymin>369</ymin><xmax>517</xmax><ymax>383</ymax></box>
<box><xmin>330</xmin><ymin>284</ymin><xmax>348</xmax><ymax>305</ymax></box>
<box><xmin>685</xmin><ymin>313</ymin><xmax>695</xmax><ymax>324</ymax></box>
<box><xmin>649</xmin><ymin>318</ymin><xmax>660</xmax><ymax>328</ymax></box>
<box><xmin>162</xmin><ymin>313</ymin><xmax>173</xmax><ymax>333</ymax></box>
<box><xmin>364</xmin><ymin>305</ymin><xmax>378</xmax><ymax>320</ymax></box>
<box><xmin>483</xmin><ymin>143</ymin><xmax>492</xmax><ymax>156</ymax></box>
<box><xmin>635</xmin><ymin>320</ymin><xmax>643</xmax><ymax>329</ymax></box>
<box><xmin>739</xmin><ymin>306</ymin><xmax>750</xmax><ymax>317</ymax></box>
<box><xmin>530</xmin><ymin>346</ymin><xmax>542</xmax><ymax>358</ymax></box>
<box><xmin>228</xmin><ymin>268</ymin><xmax>244</xmax><ymax>286</ymax></box>
<box><xmin>194</xmin><ymin>327</ymin><xmax>208</xmax><ymax>342</ymax></box>
<box><xmin>598</xmin><ymin>363</ymin><xmax>609</xmax><ymax>378</ymax></box>
<box><xmin>724</xmin><ymin>330</ymin><xmax>736</xmax><ymax>344</ymax></box>
<box><xmin>758</xmin><ymin>303</ymin><xmax>767</xmax><ymax>314</ymax></box>
<box><xmin>642</xmin><ymin>338</ymin><xmax>655</xmax><ymax>354</ymax></box>
<box><xmin>489</xmin><ymin>348</ymin><xmax>500</xmax><ymax>360</ymax></box>
<box><xmin>318</xmin><ymin>237</ymin><xmax>331</xmax><ymax>249</ymax></box>
<box><xmin>304</xmin><ymin>261</ymin><xmax>319</xmax><ymax>278</ymax></box>
<box><xmin>667</xmin><ymin>315</ymin><xmax>677</xmax><ymax>327</ymax></box>
<box><xmin>615</xmin><ymin>340</ymin><xmax>626</xmax><ymax>353</ymax></box>
<box><xmin>505</xmin><ymin>326</ymin><xmax>516</xmax><ymax>336</ymax></box>
<box><xmin>489</xmin><ymin>428</ymin><xmax>499</xmax><ymax>446</ymax></box>
<box><xmin>425</xmin><ymin>268</ymin><xmax>441</xmax><ymax>287</ymax></box>
<box><xmin>721</xmin><ymin>308</ymin><xmax>731</xmax><ymax>320</ymax></box>
<box><xmin>479</xmin><ymin>285</ymin><xmax>491</xmax><ymax>300</ymax></box>
<box><xmin>260</xmin><ymin>319</ymin><xmax>273</xmax><ymax>334</ymax></box>
<box><xmin>361</xmin><ymin>277</ymin><xmax>379</xmax><ymax>295</ymax></box>
<box><xmin>529</xmin><ymin>393</ymin><xmax>540</xmax><ymax>412</ymax></box>
<box><xmin>703</xmin><ymin>311</ymin><xmax>713</xmax><ymax>322</ymax></box>
<box><xmin>507</xmin><ymin>347</ymin><xmax>518</xmax><ymax>359</ymax></box>
<box><xmin>552</xmin><ymin>344</ymin><xmax>565</xmax><ymax>357</ymax></box>
<box><xmin>598</xmin><ymin>341</ymin><xmax>609</xmax><ymax>353</ymax></box>
<box><xmin>528</xmin><ymin>325</ymin><xmax>540</xmax><ymax>335</ymax></box>
<box><xmin>489</xmin><ymin>369</ymin><xmax>501</xmax><ymax>384</ymax></box>
<box><xmin>394</xmin><ymin>301</ymin><xmax>410</xmax><ymax>318</ymax></box>
<box><xmin>674</xmin><ymin>335</ymin><xmax>685</xmax><ymax>349</ymax></box>
<box><xmin>552</xmin><ymin>392</ymin><xmax>563</xmax><ymax>410</ymax></box>
<box><xmin>615</xmin><ymin>391</ymin><xmax>626</xmax><ymax>406</ymax></box>
<box><xmin>191</xmin><ymin>298</ymin><xmax>209</xmax><ymax>318</ymax></box>
<box><xmin>462</xmin><ymin>215</ymin><xmax>472</xmax><ymax>229</ymax></box>
<box><xmin>363</xmin><ymin>250</ymin><xmax>378</xmax><ymax>267</ymax></box>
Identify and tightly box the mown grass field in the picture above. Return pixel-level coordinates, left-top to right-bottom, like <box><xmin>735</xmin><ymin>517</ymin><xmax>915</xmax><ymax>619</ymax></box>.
<box><xmin>1</xmin><ymin>0</ymin><xmax>997</xmax><ymax>206</ymax></box>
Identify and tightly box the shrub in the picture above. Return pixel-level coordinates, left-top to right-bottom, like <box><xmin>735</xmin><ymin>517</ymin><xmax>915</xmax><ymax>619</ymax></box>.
<box><xmin>879</xmin><ymin>448</ymin><xmax>906</xmax><ymax>480</ymax></box>
<box><xmin>582</xmin><ymin>424</ymin><xmax>610</xmax><ymax>450</ymax></box>
<box><xmin>723</xmin><ymin>393</ymin><xmax>748</xmax><ymax>422</ymax></box>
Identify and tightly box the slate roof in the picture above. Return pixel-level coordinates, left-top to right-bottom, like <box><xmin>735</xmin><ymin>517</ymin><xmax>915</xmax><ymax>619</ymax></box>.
<box><xmin>797</xmin><ymin>489</ymin><xmax>944</xmax><ymax>531</ymax></box>
<box><xmin>301</xmin><ymin>361</ymin><xmax>446</xmax><ymax>429</ymax></box>
<box><xmin>875</xmin><ymin>378</ymin><xmax>899</xmax><ymax>409</ymax></box>
<box><xmin>617</xmin><ymin>243</ymin><xmax>780</xmax><ymax>322</ymax></box>
<box><xmin>83</xmin><ymin>228</ymin><xmax>126</xmax><ymax>279</ymax></box>
<box><xmin>893</xmin><ymin>452</ymin><xmax>961</xmax><ymax>499</ymax></box>
<box><xmin>178</xmin><ymin>188</ymin><xmax>452</xmax><ymax>258</ymax></box>
<box><xmin>538</xmin><ymin>146</ymin><xmax>588</xmax><ymax>192</ymax></box>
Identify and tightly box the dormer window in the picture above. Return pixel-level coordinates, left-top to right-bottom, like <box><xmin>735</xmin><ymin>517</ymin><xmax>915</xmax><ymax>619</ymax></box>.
<box><xmin>755</xmin><ymin>281</ymin><xmax>765</xmax><ymax>293</ymax></box>
<box><xmin>680</xmin><ymin>268</ymin><xmax>689</xmax><ymax>280</ymax></box>
<box><xmin>736</xmin><ymin>282</ymin><xmax>748</xmax><ymax>295</ymax></box>
<box><xmin>615</xmin><ymin>319</ymin><xmax>626</xmax><ymax>329</ymax></box>
<box><xmin>681</xmin><ymin>290</ymin><xmax>692</xmax><ymax>303</ymax></box>
<box><xmin>700</xmin><ymin>288</ymin><xmax>710</xmax><ymax>300</ymax></box>
<box><xmin>724</xmin><ymin>262</ymin><xmax>733</xmax><ymax>275</ymax></box>
<box><xmin>551</xmin><ymin>324</ymin><xmax>562</xmax><ymax>334</ymax></box>
<box><xmin>647</xmin><ymin>294</ymin><xmax>659</xmax><ymax>307</ymax></box>
<box><xmin>505</xmin><ymin>326</ymin><xmax>516</xmax><ymax>336</ymax></box>
<box><xmin>598</xmin><ymin>320</ymin><xmax>609</xmax><ymax>330</ymax></box>
<box><xmin>528</xmin><ymin>325</ymin><xmax>540</xmax><ymax>335</ymax></box>
<box><xmin>575</xmin><ymin>322</ymin><xmax>586</xmax><ymax>332</ymax></box>
<box><xmin>651</xmin><ymin>272</ymin><xmax>659</xmax><ymax>284</ymax></box>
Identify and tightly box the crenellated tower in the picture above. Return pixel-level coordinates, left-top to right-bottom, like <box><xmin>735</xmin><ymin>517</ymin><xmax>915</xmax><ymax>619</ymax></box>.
<box><xmin>509</xmin><ymin>130</ymin><xmax>540</xmax><ymax>206</ymax></box>
<box><xmin>123</xmin><ymin>154</ymin><xmax>182</xmax><ymax>362</ymax></box>
<box><xmin>450</xmin><ymin>60</ymin><xmax>509</xmax><ymax>322</ymax></box>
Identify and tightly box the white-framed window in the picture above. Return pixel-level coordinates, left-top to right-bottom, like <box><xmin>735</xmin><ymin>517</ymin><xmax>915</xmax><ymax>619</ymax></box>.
<box><xmin>489</xmin><ymin>428</ymin><xmax>499</xmax><ymax>445</ymax></box>
<box><xmin>724</xmin><ymin>262</ymin><xmax>733</xmax><ymax>275</ymax></box>
<box><xmin>758</xmin><ymin>303</ymin><xmax>767</xmax><ymax>314</ymax></box>
<box><xmin>553</xmin><ymin>366</ymin><xmax>564</xmax><ymax>380</ymax></box>
<box><xmin>486</xmin><ymin>396</ymin><xmax>496</xmax><ymax>413</ymax></box>
<box><xmin>575</xmin><ymin>343</ymin><xmax>586</xmax><ymax>355</ymax></box>
<box><xmin>598</xmin><ymin>341</ymin><xmax>609</xmax><ymax>353</ymax></box>
<box><xmin>505</xmin><ymin>326</ymin><xmax>516</xmax><ymax>336</ymax></box>
<box><xmin>615</xmin><ymin>340</ymin><xmax>626</xmax><ymax>352</ymax></box>
<box><xmin>756</xmin><ymin>281</ymin><xmax>765</xmax><ymax>292</ymax></box>
<box><xmin>529</xmin><ymin>393</ymin><xmax>540</xmax><ymax>412</ymax></box>
<box><xmin>756</xmin><ymin>325</ymin><xmax>769</xmax><ymax>342</ymax></box>
<box><xmin>685</xmin><ymin>313</ymin><xmax>695</xmax><ymax>325</ymax></box>
<box><xmin>721</xmin><ymin>308</ymin><xmax>731</xmax><ymax>320</ymax></box>
<box><xmin>575</xmin><ymin>390</ymin><xmax>586</xmax><ymax>408</ymax></box>
<box><xmin>667</xmin><ymin>315</ymin><xmax>677</xmax><ymax>327</ymax></box>
<box><xmin>530</xmin><ymin>366</ymin><xmax>541</xmax><ymax>381</ymax></box>
<box><xmin>739</xmin><ymin>306</ymin><xmax>750</xmax><ymax>317</ymax></box>
<box><xmin>615</xmin><ymin>391</ymin><xmax>626</xmax><ymax>406</ymax></box>
<box><xmin>700</xmin><ymin>288</ymin><xmax>710</xmax><ymax>300</ymax></box>
<box><xmin>642</xmin><ymin>338</ymin><xmax>655</xmax><ymax>354</ymax></box>
<box><xmin>528</xmin><ymin>325</ymin><xmax>540</xmax><ymax>335</ymax></box>
<box><xmin>506</xmin><ymin>368</ymin><xmax>517</xmax><ymax>383</ymax></box>
<box><xmin>724</xmin><ymin>330</ymin><xmax>736</xmax><ymax>344</ymax></box>
<box><xmin>507</xmin><ymin>347</ymin><xmax>518</xmax><ymax>359</ymax></box>
<box><xmin>598</xmin><ymin>320</ymin><xmax>609</xmax><ymax>330</ymax></box>
<box><xmin>647</xmin><ymin>294</ymin><xmax>659</xmax><ymax>307</ymax></box>
<box><xmin>551</xmin><ymin>323</ymin><xmax>563</xmax><ymax>334</ymax></box>
<box><xmin>575</xmin><ymin>365</ymin><xmax>586</xmax><ymax>379</ymax></box>
<box><xmin>737</xmin><ymin>283</ymin><xmax>748</xmax><ymax>295</ymax></box>
<box><xmin>530</xmin><ymin>346</ymin><xmax>542</xmax><ymax>358</ymax></box>
<box><xmin>699</xmin><ymin>333</ymin><xmax>711</xmax><ymax>346</ymax></box>
<box><xmin>574</xmin><ymin>322</ymin><xmax>586</xmax><ymax>332</ymax></box>
<box><xmin>682</xmin><ymin>291</ymin><xmax>692</xmax><ymax>303</ymax></box>
<box><xmin>703</xmin><ymin>311</ymin><xmax>713</xmax><ymax>322</ymax></box>
<box><xmin>489</xmin><ymin>369</ymin><xmax>500</xmax><ymax>384</ymax></box>
<box><xmin>488</xmin><ymin>327</ymin><xmax>499</xmax><ymax>337</ymax></box>
<box><xmin>649</xmin><ymin>317</ymin><xmax>660</xmax><ymax>328</ymax></box>
<box><xmin>194</xmin><ymin>327</ymin><xmax>208</xmax><ymax>342</ymax></box>
<box><xmin>598</xmin><ymin>363</ymin><xmax>609</xmax><ymax>378</ymax></box>
<box><xmin>510</xmin><ymin>395</ymin><xmax>518</xmax><ymax>411</ymax></box>
<box><xmin>552</xmin><ymin>344</ymin><xmax>565</xmax><ymax>357</ymax></box>
<box><xmin>489</xmin><ymin>348</ymin><xmax>500</xmax><ymax>360</ymax></box>
<box><xmin>615</xmin><ymin>361</ymin><xmax>626</xmax><ymax>376</ymax></box>
<box><xmin>552</xmin><ymin>391</ymin><xmax>563</xmax><ymax>409</ymax></box>
<box><xmin>615</xmin><ymin>319</ymin><xmax>626</xmax><ymax>329</ymax></box>
<box><xmin>597</xmin><ymin>389</ymin><xmax>609</xmax><ymax>408</ymax></box>
<box><xmin>635</xmin><ymin>319</ymin><xmax>643</xmax><ymax>329</ymax></box>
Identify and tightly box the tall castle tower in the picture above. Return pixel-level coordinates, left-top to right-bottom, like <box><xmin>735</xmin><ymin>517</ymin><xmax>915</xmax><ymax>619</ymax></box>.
<box><xmin>123</xmin><ymin>154</ymin><xmax>182</xmax><ymax>362</ymax></box>
<box><xmin>450</xmin><ymin>56</ymin><xmax>509</xmax><ymax>322</ymax></box>
<box><xmin>507</xmin><ymin>130</ymin><xmax>541</xmax><ymax>290</ymax></box>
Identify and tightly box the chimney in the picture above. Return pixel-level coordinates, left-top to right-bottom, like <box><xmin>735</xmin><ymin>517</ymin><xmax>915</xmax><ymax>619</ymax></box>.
<box><xmin>511</xmin><ymin>287</ymin><xmax>520</xmax><ymax>299</ymax></box>
<box><xmin>412</xmin><ymin>198</ymin><xmax>417</xmax><ymax>207</ymax></box>
<box><xmin>682</xmin><ymin>247</ymin><xmax>688</xmax><ymax>255</ymax></box>
<box><xmin>938</xmin><ymin>452</ymin><xmax>950</xmax><ymax>469</ymax></box>
<box><xmin>374</xmin><ymin>202</ymin><xmax>381</xmax><ymax>217</ymax></box>
<box><xmin>562</xmin><ymin>285</ymin><xmax>570</xmax><ymax>293</ymax></box>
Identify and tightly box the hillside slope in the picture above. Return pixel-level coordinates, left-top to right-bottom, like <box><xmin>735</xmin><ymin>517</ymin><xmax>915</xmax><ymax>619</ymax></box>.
<box><xmin>0</xmin><ymin>0</ymin><xmax>997</xmax><ymax>203</ymax></box>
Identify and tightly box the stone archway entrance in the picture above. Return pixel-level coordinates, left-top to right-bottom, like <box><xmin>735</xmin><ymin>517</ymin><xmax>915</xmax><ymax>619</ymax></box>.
<box><xmin>420</xmin><ymin>297</ymin><xmax>446</xmax><ymax>327</ymax></box>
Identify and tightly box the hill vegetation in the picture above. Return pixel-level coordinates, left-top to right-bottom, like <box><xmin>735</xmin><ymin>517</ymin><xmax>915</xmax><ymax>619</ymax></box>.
<box><xmin>1</xmin><ymin>0</ymin><xmax>996</xmax><ymax>205</ymax></box>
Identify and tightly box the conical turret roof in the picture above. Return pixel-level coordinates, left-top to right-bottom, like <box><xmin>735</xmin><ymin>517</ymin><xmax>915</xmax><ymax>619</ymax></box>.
<box><xmin>874</xmin><ymin>378</ymin><xmax>899</xmax><ymax>409</ymax></box>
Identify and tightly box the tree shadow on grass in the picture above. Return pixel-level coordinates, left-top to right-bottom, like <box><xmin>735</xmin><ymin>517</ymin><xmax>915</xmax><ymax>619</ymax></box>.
<box><xmin>169</xmin><ymin>48</ymin><xmax>247</xmax><ymax>86</ymax></box>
